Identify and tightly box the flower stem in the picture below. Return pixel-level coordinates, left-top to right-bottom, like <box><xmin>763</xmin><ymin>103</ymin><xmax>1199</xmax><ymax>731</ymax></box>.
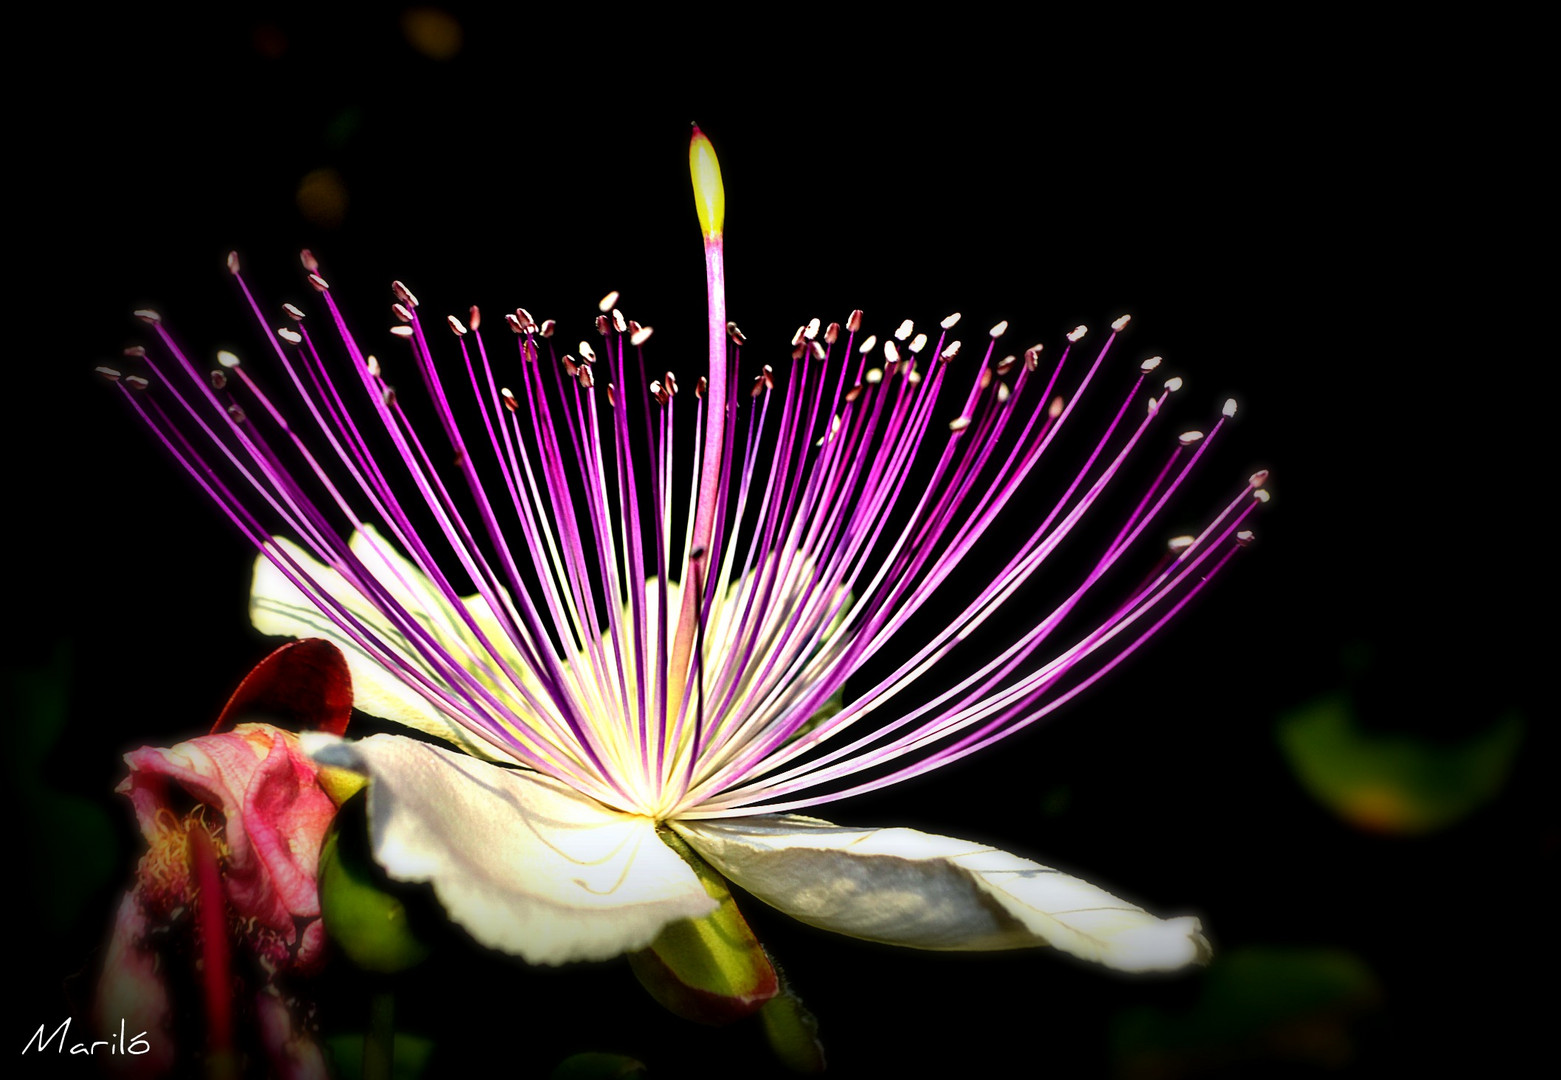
<box><xmin>364</xmin><ymin>988</ymin><xmax>396</xmax><ymax>1080</ymax></box>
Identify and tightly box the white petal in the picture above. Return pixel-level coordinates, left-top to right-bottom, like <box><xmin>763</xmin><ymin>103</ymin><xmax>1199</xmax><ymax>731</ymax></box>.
<box><xmin>249</xmin><ymin>536</ymin><xmax>511</xmax><ymax>761</ymax></box>
<box><xmin>675</xmin><ymin>816</ymin><xmax>1209</xmax><ymax>972</ymax></box>
<box><xmin>316</xmin><ymin>734</ymin><xmax>716</xmax><ymax>965</ymax></box>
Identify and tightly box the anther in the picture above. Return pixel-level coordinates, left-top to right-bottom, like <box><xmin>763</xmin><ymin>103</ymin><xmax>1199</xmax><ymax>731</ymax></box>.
<box><xmin>95</xmin><ymin>366</ymin><xmax>123</xmax><ymax>381</ymax></box>
<box><xmin>847</xmin><ymin>309</ymin><xmax>864</xmax><ymax>332</ymax></box>
<box><xmin>210</xmin><ymin>370</ymin><xmax>227</xmax><ymax>390</ymax></box>
<box><xmin>894</xmin><ymin>319</ymin><xmax>914</xmax><ymax>341</ymax></box>
<box><xmin>1235</xmin><ymin>530</ymin><xmax>1256</xmax><ymax>547</ymax></box>
<box><xmin>845</xmin><ymin>384</ymin><xmax>864</xmax><ymax>403</ymax></box>
<box><xmin>283</xmin><ymin>303</ymin><xmax>306</xmax><ymax>321</ymax></box>
<box><xmin>393</xmin><ymin>303</ymin><xmax>414</xmax><ymax>323</ymax></box>
<box><xmin>664</xmin><ymin>372</ymin><xmax>679</xmax><ymax>395</ymax></box>
<box><xmin>1253</xmin><ymin>489</ymin><xmax>1272</xmax><ymax>504</ymax></box>
<box><xmin>1066</xmin><ymin>325</ymin><xmax>1087</xmax><ymax>342</ymax></box>
<box><xmin>1164</xmin><ymin>376</ymin><xmax>1184</xmax><ymax>393</ymax></box>
<box><xmin>884</xmin><ymin>340</ymin><xmax>901</xmax><ymax>364</ymax></box>
<box><xmin>500</xmin><ymin>387</ymin><xmax>520</xmax><ymax>412</ymax></box>
<box><xmin>909</xmin><ymin>332</ymin><xmax>928</xmax><ymax>354</ymax></box>
<box><xmin>599</xmin><ymin>290</ymin><xmax>620</xmax><ymax>312</ymax></box>
<box><xmin>226</xmin><ymin>251</ymin><xmax>241</xmax><ymax>275</ymax></box>
<box><xmin>123</xmin><ymin>375</ymin><xmax>150</xmax><ymax>392</ymax></box>
<box><xmin>392</xmin><ymin>281</ymin><xmax>420</xmax><ymax>308</ymax></box>
<box><xmin>123</xmin><ymin>346</ymin><xmax>147</xmax><ymax>358</ymax></box>
<box><xmin>579</xmin><ymin>341</ymin><xmax>597</xmax><ymax>364</ymax></box>
<box><xmin>448</xmin><ymin>315</ymin><xmax>467</xmax><ymax>336</ymax></box>
<box><xmin>579</xmin><ymin>365</ymin><xmax>595</xmax><ymax>389</ymax></box>
<box><xmin>1024</xmin><ymin>344</ymin><xmax>1043</xmax><ymax>371</ymax></box>
<box><xmin>1049</xmin><ymin>396</ymin><xmax>1064</xmax><ymax>418</ymax></box>
<box><xmin>516</xmin><ymin>308</ymin><xmax>537</xmax><ymax>331</ymax></box>
<box><xmin>696</xmin><ymin>376</ymin><xmax>708</xmax><ymax>398</ymax></box>
<box><xmin>727</xmin><ymin>322</ymin><xmax>746</xmax><ymax>345</ymax></box>
<box><xmin>791</xmin><ymin>325</ymin><xmax>806</xmax><ymax>347</ymax></box>
<box><xmin>227</xmin><ymin>404</ymin><xmax>247</xmax><ymax>424</ymax></box>
<box><xmin>907</xmin><ymin>370</ymin><xmax>923</xmax><ymax>385</ymax></box>
<box><xmin>309</xmin><ymin>273</ymin><xmax>330</xmax><ymax>292</ymax></box>
<box><xmin>996</xmin><ymin>354</ymin><xmax>1017</xmax><ymax>376</ymax></box>
<box><xmin>948</xmin><ymin>416</ymin><xmax>972</xmax><ymax>432</ymax></box>
<box><xmin>606</xmin><ymin>384</ymin><xmax>616</xmax><ymax>407</ymax></box>
<box><xmin>300</xmin><ymin>250</ymin><xmax>320</xmax><ymax>272</ymax></box>
<box><xmin>366</xmin><ymin>355</ymin><xmax>381</xmax><ymax>377</ymax></box>
<box><xmin>277</xmin><ymin>328</ymin><xmax>303</xmax><ymax>345</ymax></box>
<box><xmin>382</xmin><ymin>387</ymin><xmax>397</xmax><ymax>407</ymax></box>
<box><xmin>1178</xmin><ymin>430</ymin><xmax>1204</xmax><ymax>446</ymax></box>
<box><xmin>613</xmin><ymin>309</ymin><xmax>627</xmax><ymax>333</ymax></box>
<box><xmin>1167</xmin><ymin>535</ymin><xmax>1195</xmax><ymax>553</ymax></box>
<box><xmin>1140</xmin><ymin>356</ymin><xmax>1162</xmax><ymax>373</ymax></box>
<box><xmin>979</xmin><ymin>369</ymin><xmax>993</xmax><ymax>391</ymax></box>
<box><xmin>941</xmin><ymin>312</ymin><xmax>961</xmax><ymax>330</ymax></box>
<box><xmin>390</xmin><ymin>326</ymin><xmax>414</xmax><ymax>339</ymax></box>
<box><xmin>631</xmin><ymin>325</ymin><xmax>654</xmax><ymax>346</ymax></box>
<box><xmin>596</xmin><ymin>314</ymin><xmax>610</xmax><ymax>337</ymax></box>
<box><xmin>824</xmin><ymin>321</ymin><xmax>840</xmax><ymax>344</ymax></box>
<box><xmin>940</xmin><ymin>340</ymin><xmax>961</xmax><ymax>363</ymax></box>
<box><xmin>750</xmin><ymin>374</ymin><xmax>766</xmax><ymax>397</ymax></box>
<box><xmin>989</xmin><ymin>320</ymin><xmax>1009</xmax><ymax>338</ymax></box>
<box><xmin>217</xmin><ymin>350</ymin><xmax>241</xmax><ymax>368</ymax></box>
<box><xmin>469</xmin><ymin>305</ymin><xmax>482</xmax><ymax>331</ymax></box>
<box><xmin>810</xmin><ymin>340</ymin><xmax>825</xmax><ymax>361</ymax></box>
<box><xmin>1111</xmin><ymin>314</ymin><xmax>1131</xmax><ymax>332</ymax></box>
<box><xmin>562</xmin><ymin>355</ymin><xmax>579</xmax><ymax>377</ymax></box>
<box><xmin>1221</xmin><ymin>398</ymin><xmax>1238</xmax><ymax>418</ymax></box>
<box><xmin>866</xmin><ymin>368</ymin><xmax>884</xmax><ymax>385</ymax></box>
<box><xmin>805</xmin><ymin>317</ymin><xmax>821</xmax><ymax>341</ymax></box>
<box><xmin>539</xmin><ymin>319</ymin><xmax>556</xmax><ymax>338</ymax></box>
<box><xmin>1249</xmin><ymin>469</ymin><xmax>1270</xmax><ymax>488</ymax></box>
<box><xmin>997</xmin><ymin>382</ymin><xmax>1012</xmax><ymax>404</ymax></box>
<box><xmin>506</xmin><ymin>313</ymin><xmax>523</xmax><ymax>334</ymax></box>
<box><xmin>134</xmin><ymin>309</ymin><xmax>161</xmax><ymax>325</ymax></box>
<box><xmin>859</xmin><ymin>334</ymin><xmax>878</xmax><ymax>355</ymax></box>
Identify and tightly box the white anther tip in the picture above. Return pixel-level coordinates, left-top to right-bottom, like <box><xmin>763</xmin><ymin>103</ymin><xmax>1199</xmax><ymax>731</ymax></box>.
<box><xmin>1140</xmin><ymin>356</ymin><xmax>1162</xmax><ymax>373</ymax></box>
<box><xmin>598</xmin><ymin>290</ymin><xmax>620</xmax><ymax>312</ymax></box>
<box><xmin>1066</xmin><ymin>325</ymin><xmax>1087</xmax><ymax>342</ymax></box>
<box><xmin>1222</xmin><ymin>398</ymin><xmax>1238</xmax><ymax>418</ymax></box>
<box><xmin>941</xmin><ymin>312</ymin><xmax>962</xmax><ymax>329</ymax></box>
<box><xmin>1178</xmin><ymin>430</ymin><xmax>1205</xmax><ymax>446</ymax></box>
<box><xmin>1111</xmin><ymin>314</ymin><xmax>1131</xmax><ymax>332</ymax></box>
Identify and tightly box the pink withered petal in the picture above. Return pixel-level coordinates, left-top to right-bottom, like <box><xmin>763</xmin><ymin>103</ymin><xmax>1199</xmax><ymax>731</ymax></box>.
<box><xmin>92</xmin><ymin>893</ymin><xmax>175</xmax><ymax>1076</ymax></box>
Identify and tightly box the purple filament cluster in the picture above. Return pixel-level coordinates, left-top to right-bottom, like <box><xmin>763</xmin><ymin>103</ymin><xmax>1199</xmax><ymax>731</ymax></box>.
<box><xmin>109</xmin><ymin>253</ymin><xmax>1264</xmax><ymax>821</ymax></box>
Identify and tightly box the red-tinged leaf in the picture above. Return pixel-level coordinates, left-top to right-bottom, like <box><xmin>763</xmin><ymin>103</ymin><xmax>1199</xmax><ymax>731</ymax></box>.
<box><xmin>213</xmin><ymin>638</ymin><xmax>353</xmax><ymax>735</ymax></box>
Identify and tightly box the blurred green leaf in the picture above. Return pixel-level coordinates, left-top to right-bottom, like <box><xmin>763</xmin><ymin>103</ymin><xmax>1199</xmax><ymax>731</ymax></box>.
<box><xmin>1276</xmin><ymin>694</ymin><xmax>1522</xmax><ymax>834</ymax></box>
<box><xmin>1112</xmin><ymin>946</ymin><xmax>1378</xmax><ymax>1078</ymax></box>
<box><xmin>4</xmin><ymin>643</ymin><xmax>118</xmax><ymax>933</ymax></box>
<box><xmin>550</xmin><ymin>1052</ymin><xmax>648</xmax><ymax>1080</ymax></box>
<box><xmin>325</xmin><ymin>1032</ymin><xmax>435</xmax><ymax>1080</ymax></box>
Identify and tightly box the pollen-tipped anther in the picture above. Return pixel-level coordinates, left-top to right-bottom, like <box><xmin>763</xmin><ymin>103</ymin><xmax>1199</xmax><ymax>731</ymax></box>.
<box><xmin>631</xmin><ymin>326</ymin><xmax>654</xmax><ymax>346</ymax></box>
<box><xmin>909</xmin><ymin>333</ymin><xmax>928</xmax><ymax>354</ymax></box>
<box><xmin>123</xmin><ymin>375</ymin><xmax>150</xmax><ymax>391</ymax></box>
<box><xmin>1249</xmin><ymin>469</ymin><xmax>1270</xmax><ymax>488</ymax></box>
<box><xmin>1235</xmin><ymin>530</ymin><xmax>1256</xmax><ymax>547</ymax></box>
<box><xmin>390</xmin><ymin>326</ymin><xmax>414</xmax><ymax>339</ymax></box>
<box><xmin>894</xmin><ymin>319</ymin><xmax>914</xmax><ymax>341</ymax></box>
<box><xmin>884</xmin><ymin>340</ymin><xmax>901</xmax><ymax>365</ymax></box>
<box><xmin>989</xmin><ymin>320</ymin><xmax>1009</xmax><ymax>338</ymax></box>
<box><xmin>283</xmin><ymin>303</ymin><xmax>306</xmax><ymax>322</ymax></box>
<box><xmin>95</xmin><ymin>365</ymin><xmax>123</xmax><ymax>381</ymax></box>
<box><xmin>940</xmin><ymin>341</ymin><xmax>961</xmax><ymax>363</ymax></box>
<box><xmin>1111</xmin><ymin>315</ymin><xmax>1131</xmax><ymax>332</ymax></box>
<box><xmin>1177</xmin><ymin>430</ymin><xmax>1204</xmax><ymax>446</ymax></box>
<box><xmin>217</xmin><ymin>350</ymin><xmax>241</xmax><ymax>369</ymax></box>
<box><xmin>226</xmin><ymin>251</ymin><xmax>241</xmax><ymax>275</ymax></box>
<box><xmin>847</xmin><ymin>309</ymin><xmax>864</xmax><ymax>332</ymax></box>
<box><xmin>392</xmin><ymin>303</ymin><xmax>414</xmax><ymax>324</ymax></box>
<box><xmin>579</xmin><ymin>341</ymin><xmax>597</xmax><ymax>364</ymax></box>
<box><xmin>805</xmin><ymin>318</ymin><xmax>821</xmax><ymax>341</ymax></box>
<box><xmin>1067</xmin><ymin>325</ymin><xmax>1087</xmax><ymax>342</ymax></box>
<box><xmin>1140</xmin><ymin>356</ymin><xmax>1162</xmax><ymax>373</ymax></box>
<box><xmin>309</xmin><ymin>273</ymin><xmax>331</xmax><ymax>292</ymax></box>
<box><xmin>134</xmin><ymin>309</ymin><xmax>161</xmax><ymax>325</ymax></box>
<box><xmin>824</xmin><ymin>322</ymin><xmax>840</xmax><ymax>344</ymax></box>
<box><xmin>859</xmin><ymin>334</ymin><xmax>878</xmax><ymax>355</ymax></box>
<box><xmin>448</xmin><ymin>315</ymin><xmax>468</xmax><ymax>337</ymax></box>
<box><xmin>1164</xmin><ymin>376</ymin><xmax>1184</xmax><ymax>393</ymax></box>
<box><xmin>1167</xmin><ymin>535</ymin><xmax>1196</xmax><ymax>553</ymax></box>
<box><xmin>598</xmin><ymin>290</ymin><xmax>620</xmax><ymax>313</ymax></box>
<box><xmin>299</xmin><ymin>249</ymin><xmax>320</xmax><ymax>272</ymax></box>
<box><xmin>538</xmin><ymin>319</ymin><xmax>556</xmax><ymax>338</ymax></box>
<box><xmin>1221</xmin><ymin>398</ymin><xmax>1238</xmax><ymax>418</ymax></box>
<box><xmin>941</xmin><ymin>312</ymin><xmax>962</xmax><ymax>330</ymax></box>
<box><xmin>391</xmin><ymin>281</ymin><xmax>420</xmax><ymax>308</ymax></box>
<box><xmin>1253</xmin><ymin>489</ymin><xmax>1272</xmax><ymax>504</ymax></box>
<box><xmin>727</xmin><ymin>322</ymin><xmax>746</xmax><ymax>346</ymax></box>
<box><xmin>949</xmin><ymin>416</ymin><xmax>972</xmax><ymax>432</ymax></box>
<box><xmin>1049</xmin><ymin>396</ymin><xmax>1064</xmax><ymax>418</ymax></box>
<box><xmin>277</xmin><ymin>328</ymin><xmax>303</xmax><ymax>345</ymax></box>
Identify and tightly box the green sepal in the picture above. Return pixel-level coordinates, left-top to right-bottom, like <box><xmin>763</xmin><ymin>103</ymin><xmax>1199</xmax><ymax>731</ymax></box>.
<box><xmin>319</xmin><ymin>806</ymin><xmax>431</xmax><ymax>973</ymax></box>
<box><xmin>760</xmin><ymin>972</ymin><xmax>826</xmax><ymax>1074</ymax></box>
<box><xmin>628</xmin><ymin>828</ymin><xmax>778</xmax><ymax>1025</ymax></box>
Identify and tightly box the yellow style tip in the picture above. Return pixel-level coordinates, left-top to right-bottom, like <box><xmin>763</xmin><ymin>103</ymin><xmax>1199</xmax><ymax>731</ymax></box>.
<box><xmin>689</xmin><ymin>124</ymin><xmax>725</xmax><ymax>240</ymax></box>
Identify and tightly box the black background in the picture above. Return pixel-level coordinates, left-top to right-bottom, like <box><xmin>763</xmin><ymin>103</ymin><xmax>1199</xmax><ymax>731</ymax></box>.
<box><xmin>8</xmin><ymin>6</ymin><xmax>1546</xmax><ymax>1077</ymax></box>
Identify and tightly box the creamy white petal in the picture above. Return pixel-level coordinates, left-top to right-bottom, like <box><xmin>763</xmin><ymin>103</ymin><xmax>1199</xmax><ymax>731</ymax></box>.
<box><xmin>675</xmin><ymin>815</ymin><xmax>1209</xmax><ymax>972</ymax></box>
<box><xmin>250</xmin><ymin>536</ymin><xmax>511</xmax><ymax>761</ymax></box>
<box><xmin>314</xmin><ymin>734</ymin><xmax>716</xmax><ymax>965</ymax></box>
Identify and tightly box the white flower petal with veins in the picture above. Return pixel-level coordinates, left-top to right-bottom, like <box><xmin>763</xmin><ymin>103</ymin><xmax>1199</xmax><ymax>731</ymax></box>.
<box><xmin>675</xmin><ymin>816</ymin><xmax>1209</xmax><ymax>972</ymax></box>
<box><xmin>312</xmin><ymin>734</ymin><xmax>715</xmax><ymax>965</ymax></box>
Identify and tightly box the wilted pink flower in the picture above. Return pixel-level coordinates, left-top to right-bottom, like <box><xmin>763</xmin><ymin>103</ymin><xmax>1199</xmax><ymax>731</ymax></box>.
<box><xmin>94</xmin><ymin>640</ymin><xmax>348</xmax><ymax>1078</ymax></box>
